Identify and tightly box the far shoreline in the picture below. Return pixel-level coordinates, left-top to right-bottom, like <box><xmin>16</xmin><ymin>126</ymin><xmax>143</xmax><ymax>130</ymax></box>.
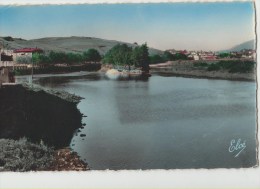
<box><xmin>12</xmin><ymin>58</ymin><xmax>257</xmax><ymax>83</ymax></box>
<box><xmin>151</xmin><ymin>70</ymin><xmax>256</xmax><ymax>82</ymax></box>
<box><xmin>149</xmin><ymin>60</ymin><xmax>256</xmax><ymax>82</ymax></box>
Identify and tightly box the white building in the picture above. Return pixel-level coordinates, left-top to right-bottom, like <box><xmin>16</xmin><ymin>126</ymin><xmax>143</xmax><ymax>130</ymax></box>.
<box><xmin>13</xmin><ymin>48</ymin><xmax>43</xmax><ymax>63</ymax></box>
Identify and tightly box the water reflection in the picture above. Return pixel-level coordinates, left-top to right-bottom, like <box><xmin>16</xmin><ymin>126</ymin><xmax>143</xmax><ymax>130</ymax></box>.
<box><xmin>113</xmin><ymin>81</ymin><xmax>150</xmax><ymax>124</ymax></box>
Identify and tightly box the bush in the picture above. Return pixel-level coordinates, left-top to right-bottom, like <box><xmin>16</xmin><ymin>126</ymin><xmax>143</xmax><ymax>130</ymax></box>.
<box><xmin>193</xmin><ymin>62</ymin><xmax>208</xmax><ymax>67</ymax></box>
<box><xmin>228</xmin><ymin>61</ymin><xmax>255</xmax><ymax>73</ymax></box>
<box><xmin>207</xmin><ymin>63</ymin><xmax>221</xmax><ymax>71</ymax></box>
<box><xmin>0</xmin><ymin>138</ymin><xmax>54</xmax><ymax>171</ymax></box>
<box><xmin>206</xmin><ymin>60</ymin><xmax>255</xmax><ymax>73</ymax></box>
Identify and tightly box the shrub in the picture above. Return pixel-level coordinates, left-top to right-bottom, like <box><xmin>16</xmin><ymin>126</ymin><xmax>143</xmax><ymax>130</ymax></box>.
<box><xmin>193</xmin><ymin>62</ymin><xmax>208</xmax><ymax>67</ymax></box>
<box><xmin>0</xmin><ymin>138</ymin><xmax>54</xmax><ymax>171</ymax></box>
<box><xmin>207</xmin><ymin>63</ymin><xmax>221</xmax><ymax>71</ymax></box>
<box><xmin>207</xmin><ymin>60</ymin><xmax>255</xmax><ymax>73</ymax></box>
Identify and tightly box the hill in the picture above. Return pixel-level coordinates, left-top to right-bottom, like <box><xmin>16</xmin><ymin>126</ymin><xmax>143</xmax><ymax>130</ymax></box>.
<box><xmin>0</xmin><ymin>36</ymin><xmax>163</xmax><ymax>55</ymax></box>
<box><xmin>220</xmin><ymin>39</ymin><xmax>255</xmax><ymax>52</ymax></box>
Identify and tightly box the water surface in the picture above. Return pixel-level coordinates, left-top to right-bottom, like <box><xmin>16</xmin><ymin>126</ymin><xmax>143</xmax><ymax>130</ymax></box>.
<box><xmin>22</xmin><ymin>72</ymin><xmax>257</xmax><ymax>169</ymax></box>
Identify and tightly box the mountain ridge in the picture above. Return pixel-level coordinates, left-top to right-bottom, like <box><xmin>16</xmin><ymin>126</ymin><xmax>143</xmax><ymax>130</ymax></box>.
<box><xmin>220</xmin><ymin>39</ymin><xmax>255</xmax><ymax>52</ymax></box>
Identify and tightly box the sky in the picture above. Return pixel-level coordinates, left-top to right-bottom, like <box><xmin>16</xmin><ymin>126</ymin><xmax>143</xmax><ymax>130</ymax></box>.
<box><xmin>0</xmin><ymin>2</ymin><xmax>255</xmax><ymax>51</ymax></box>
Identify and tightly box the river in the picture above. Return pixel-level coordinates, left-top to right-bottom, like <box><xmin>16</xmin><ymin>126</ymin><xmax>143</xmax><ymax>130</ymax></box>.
<box><xmin>17</xmin><ymin>72</ymin><xmax>257</xmax><ymax>169</ymax></box>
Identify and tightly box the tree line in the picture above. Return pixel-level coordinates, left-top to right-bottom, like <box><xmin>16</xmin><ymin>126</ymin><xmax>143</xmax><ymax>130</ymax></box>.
<box><xmin>30</xmin><ymin>49</ymin><xmax>102</xmax><ymax>65</ymax></box>
<box><xmin>149</xmin><ymin>51</ymin><xmax>188</xmax><ymax>64</ymax></box>
<box><xmin>17</xmin><ymin>43</ymin><xmax>187</xmax><ymax>71</ymax></box>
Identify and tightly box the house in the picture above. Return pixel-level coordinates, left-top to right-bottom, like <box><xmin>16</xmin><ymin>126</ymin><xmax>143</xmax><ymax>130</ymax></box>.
<box><xmin>199</xmin><ymin>51</ymin><xmax>217</xmax><ymax>60</ymax></box>
<box><xmin>187</xmin><ymin>53</ymin><xmax>200</xmax><ymax>60</ymax></box>
<box><xmin>193</xmin><ymin>54</ymin><xmax>200</xmax><ymax>60</ymax></box>
<box><xmin>0</xmin><ymin>52</ymin><xmax>14</xmax><ymax>67</ymax></box>
<box><xmin>13</xmin><ymin>48</ymin><xmax>43</xmax><ymax>63</ymax></box>
<box><xmin>178</xmin><ymin>50</ymin><xmax>189</xmax><ymax>55</ymax></box>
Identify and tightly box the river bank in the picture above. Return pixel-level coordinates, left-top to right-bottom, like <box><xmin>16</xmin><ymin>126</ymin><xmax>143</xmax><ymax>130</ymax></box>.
<box><xmin>150</xmin><ymin>60</ymin><xmax>256</xmax><ymax>81</ymax></box>
<box><xmin>14</xmin><ymin>63</ymin><xmax>101</xmax><ymax>76</ymax></box>
<box><xmin>0</xmin><ymin>84</ymin><xmax>89</xmax><ymax>171</ymax></box>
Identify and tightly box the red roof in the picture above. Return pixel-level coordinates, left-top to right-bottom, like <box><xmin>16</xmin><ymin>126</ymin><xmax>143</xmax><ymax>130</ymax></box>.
<box><xmin>204</xmin><ymin>56</ymin><xmax>216</xmax><ymax>60</ymax></box>
<box><xmin>14</xmin><ymin>48</ymin><xmax>43</xmax><ymax>53</ymax></box>
<box><xmin>178</xmin><ymin>50</ymin><xmax>188</xmax><ymax>54</ymax></box>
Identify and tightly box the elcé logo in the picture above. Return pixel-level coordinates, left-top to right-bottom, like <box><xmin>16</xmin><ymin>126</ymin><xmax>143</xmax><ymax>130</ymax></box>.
<box><xmin>228</xmin><ymin>139</ymin><xmax>246</xmax><ymax>158</ymax></box>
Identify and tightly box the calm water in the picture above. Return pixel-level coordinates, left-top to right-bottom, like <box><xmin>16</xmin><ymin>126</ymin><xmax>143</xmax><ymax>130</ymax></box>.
<box><xmin>20</xmin><ymin>72</ymin><xmax>257</xmax><ymax>169</ymax></box>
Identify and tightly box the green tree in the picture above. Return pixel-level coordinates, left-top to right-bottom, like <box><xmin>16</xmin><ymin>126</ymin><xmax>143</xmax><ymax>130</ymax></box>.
<box><xmin>49</xmin><ymin>51</ymin><xmax>67</xmax><ymax>64</ymax></box>
<box><xmin>172</xmin><ymin>53</ymin><xmax>188</xmax><ymax>60</ymax></box>
<box><xmin>218</xmin><ymin>53</ymin><xmax>230</xmax><ymax>59</ymax></box>
<box><xmin>163</xmin><ymin>51</ymin><xmax>174</xmax><ymax>61</ymax></box>
<box><xmin>83</xmin><ymin>49</ymin><xmax>101</xmax><ymax>62</ymax></box>
<box><xmin>103</xmin><ymin>43</ymin><xmax>150</xmax><ymax>72</ymax></box>
<box><xmin>132</xmin><ymin>43</ymin><xmax>150</xmax><ymax>72</ymax></box>
<box><xmin>103</xmin><ymin>44</ymin><xmax>133</xmax><ymax>67</ymax></box>
<box><xmin>67</xmin><ymin>53</ymin><xmax>83</xmax><ymax>64</ymax></box>
<box><xmin>32</xmin><ymin>53</ymin><xmax>41</xmax><ymax>64</ymax></box>
<box><xmin>149</xmin><ymin>54</ymin><xmax>165</xmax><ymax>64</ymax></box>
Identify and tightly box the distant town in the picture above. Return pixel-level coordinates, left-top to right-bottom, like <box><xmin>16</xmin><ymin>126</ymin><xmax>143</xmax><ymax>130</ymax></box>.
<box><xmin>166</xmin><ymin>49</ymin><xmax>256</xmax><ymax>60</ymax></box>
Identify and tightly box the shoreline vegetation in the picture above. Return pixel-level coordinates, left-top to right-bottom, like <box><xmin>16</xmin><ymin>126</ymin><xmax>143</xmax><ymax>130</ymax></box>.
<box><xmin>0</xmin><ymin>84</ymin><xmax>89</xmax><ymax>171</ymax></box>
<box><xmin>149</xmin><ymin>60</ymin><xmax>256</xmax><ymax>81</ymax></box>
<box><xmin>12</xmin><ymin>59</ymin><xmax>256</xmax><ymax>82</ymax></box>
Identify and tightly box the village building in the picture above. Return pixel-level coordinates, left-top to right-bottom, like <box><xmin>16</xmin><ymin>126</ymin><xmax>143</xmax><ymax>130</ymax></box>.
<box><xmin>13</xmin><ymin>48</ymin><xmax>43</xmax><ymax>63</ymax></box>
<box><xmin>0</xmin><ymin>40</ymin><xmax>14</xmax><ymax>67</ymax></box>
<box><xmin>0</xmin><ymin>53</ymin><xmax>14</xmax><ymax>67</ymax></box>
<box><xmin>198</xmin><ymin>51</ymin><xmax>217</xmax><ymax>60</ymax></box>
<box><xmin>178</xmin><ymin>50</ymin><xmax>189</xmax><ymax>55</ymax></box>
<box><xmin>192</xmin><ymin>54</ymin><xmax>200</xmax><ymax>60</ymax></box>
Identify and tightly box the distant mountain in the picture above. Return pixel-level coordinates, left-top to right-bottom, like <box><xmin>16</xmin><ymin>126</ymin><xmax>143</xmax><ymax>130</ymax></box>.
<box><xmin>0</xmin><ymin>36</ymin><xmax>163</xmax><ymax>55</ymax></box>
<box><xmin>220</xmin><ymin>39</ymin><xmax>255</xmax><ymax>53</ymax></box>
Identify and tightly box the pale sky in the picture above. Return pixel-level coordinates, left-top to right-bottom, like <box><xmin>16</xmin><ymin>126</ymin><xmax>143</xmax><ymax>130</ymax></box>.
<box><xmin>0</xmin><ymin>2</ymin><xmax>255</xmax><ymax>51</ymax></box>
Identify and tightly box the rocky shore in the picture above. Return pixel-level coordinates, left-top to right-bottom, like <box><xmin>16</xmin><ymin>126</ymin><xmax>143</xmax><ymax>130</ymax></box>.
<box><xmin>0</xmin><ymin>84</ymin><xmax>88</xmax><ymax>171</ymax></box>
<box><xmin>47</xmin><ymin>148</ymin><xmax>89</xmax><ymax>171</ymax></box>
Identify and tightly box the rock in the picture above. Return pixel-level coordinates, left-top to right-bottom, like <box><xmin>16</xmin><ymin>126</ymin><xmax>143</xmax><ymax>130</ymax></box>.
<box><xmin>80</xmin><ymin>134</ymin><xmax>86</xmax><ymax>137</ymax></box>
<box><xmin>47</xmin><ymin>148</ymin><xmax>89</xmax><ymax>171</ymax></box>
